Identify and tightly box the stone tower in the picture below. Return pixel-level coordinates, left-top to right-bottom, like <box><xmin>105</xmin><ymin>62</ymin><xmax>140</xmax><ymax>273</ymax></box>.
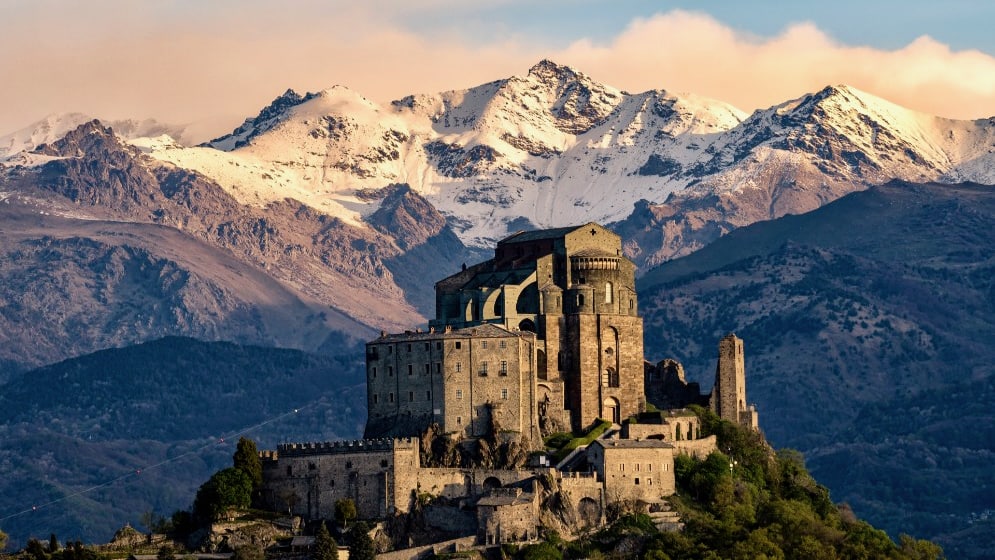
<box><xmin>430</xmin><ymin>223</ymin><xmax>644</xmax><ymax>433</ymax></box>
<box><xmin>710</xmin><ymin>334</ymin><xmax>758</xmax><ymax>429</ymax></box>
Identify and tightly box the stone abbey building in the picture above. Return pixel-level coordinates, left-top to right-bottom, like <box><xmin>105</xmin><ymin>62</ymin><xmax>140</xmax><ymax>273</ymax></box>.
<box><xmin>366</xmin><ymin>223</ymin><xmax>645</xmax><ymax>440</ymax></box>
<box><xmin>260</xmin><ymin>223</ymin><xmax>759</xmax><ymax>542</ymax></box>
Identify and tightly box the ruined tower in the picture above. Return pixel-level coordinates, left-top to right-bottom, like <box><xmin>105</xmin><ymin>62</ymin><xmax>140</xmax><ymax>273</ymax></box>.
<box><xmin>710</xmin><ymin>334</ymin><xmax>759</xmax><ymax>429</ymax></box>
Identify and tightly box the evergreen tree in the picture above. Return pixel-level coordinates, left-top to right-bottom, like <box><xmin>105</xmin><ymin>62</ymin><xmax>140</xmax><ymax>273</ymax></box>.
<box><xmin>233</xmin><ymin>437</ymin><xmax>263</xmax><ymax>490</ymax></box>
<box><xmin>312</xmin><ymin>521</ymin><xmax>338</xmax><ymax>560</ymax></box>
<box><xmin>348</xmin><ymin>522</ymin><xmax>375</xmax><ymax>560</ymax></box>
<box><xmin>49</xmin><ymin>534</ymin><xmax>59</xmax><ymax>553</ymax></box>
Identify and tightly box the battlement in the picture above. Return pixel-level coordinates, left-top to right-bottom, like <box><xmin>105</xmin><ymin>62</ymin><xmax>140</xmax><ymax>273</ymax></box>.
<box><xmin>274</xmin><ymin>437</ymin><xmax>416</xmax><ymax>457</ymax></box>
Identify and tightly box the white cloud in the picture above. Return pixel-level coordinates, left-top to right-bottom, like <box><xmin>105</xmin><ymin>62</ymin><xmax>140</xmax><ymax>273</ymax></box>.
<box><xmin>1</xmin><ymin>6</ymin><xmax>992</xmax><ymax>141</ymax></box>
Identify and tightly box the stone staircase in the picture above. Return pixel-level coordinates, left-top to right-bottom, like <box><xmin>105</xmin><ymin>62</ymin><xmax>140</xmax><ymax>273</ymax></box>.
<box><xmin>646</xmin><ymin>500</ymin><xmax>683</xmax><ymax>532</ymax></box>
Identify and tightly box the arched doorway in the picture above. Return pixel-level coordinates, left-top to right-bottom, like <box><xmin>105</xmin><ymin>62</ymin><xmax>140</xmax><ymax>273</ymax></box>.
<box><xmin>482</xmin><ymin>476</ymin><xmax>502</xmax><ymax>492</ymax></box>
<box><xmin>518</xmin><ymin>318</ymin><xmax>535</xmax><ymax>332</ymax></box>
<box><xmin>603</xmin><ymin>397</ymin><xmax>620</xmax><ymax>425</ymax></box>
<box><xmin>578</xmin><ymin>497</ymin><xmax>601</xmax><ymax>529</ymax></box>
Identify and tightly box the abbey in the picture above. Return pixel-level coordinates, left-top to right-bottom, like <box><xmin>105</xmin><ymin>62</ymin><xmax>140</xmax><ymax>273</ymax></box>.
<box><xmin>259</xmin><ymin>223</ymin><xmax>759</xmax><ymax>546</ymax></box>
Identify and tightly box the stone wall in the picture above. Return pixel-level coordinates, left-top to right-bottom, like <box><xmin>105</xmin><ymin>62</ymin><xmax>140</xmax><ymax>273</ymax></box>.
<box><xmin>587</xmin><ymin>440</ymin><xmax>676</xmax><ymax>503</ymax></box>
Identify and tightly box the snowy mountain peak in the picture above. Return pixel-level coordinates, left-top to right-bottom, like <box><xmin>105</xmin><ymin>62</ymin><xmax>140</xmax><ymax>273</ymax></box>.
<box><xmin>206</xmin><ymin>88</ymin><xmax>318</xmax><ymax>151</ymax></box>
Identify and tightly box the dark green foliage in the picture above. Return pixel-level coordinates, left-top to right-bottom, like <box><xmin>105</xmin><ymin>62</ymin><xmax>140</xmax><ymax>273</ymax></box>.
<box><xmin>347</xmin><ymin>522</ymin><xmax>376</xmax><ymax>560</ymax></box>
<box><xmin>312</xmin><ymin>521</ymin><xmax>338</xmax><ymax>560</ymax></box>
<box><xmin>156</xmin><ymin>545</ymin><xmax>176</xmax><ymax>560</ymax></box>
<box><xmin>334</xmin><ymin>499</ymin><xmax>357</xmax><ymax>529</ymax></box>
<box><xmin>0</xmin><ymin>528</ymin><xmax>7</xmax><ymax>551</ymax></box>
<box><xmin>562</xmin><ymin>410</ymin><xmax>942</xmax><ymax>560</ymax></box>
<box><xmin>520</xmin><ymin>542</ymin><xmax>562</xmax><ymax>560</ymax></box>
<box><xmin>233</xmin><ymin>437</ymin><xmax>263</xmax><ymax>491</ymax></box>
<box><xmin>193</xmin><ymin>467</ymin><xmax>252</xmax><ymax>522</ymax></box>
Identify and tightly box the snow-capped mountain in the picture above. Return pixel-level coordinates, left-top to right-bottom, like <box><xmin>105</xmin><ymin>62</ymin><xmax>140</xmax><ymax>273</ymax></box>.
<box><xmin>118</xmin><ymin>60</ymin><xmax>994</xmax><ymax>265</ymax></box>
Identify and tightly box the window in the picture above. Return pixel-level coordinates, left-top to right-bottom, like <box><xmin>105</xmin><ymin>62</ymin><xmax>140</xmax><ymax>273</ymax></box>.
<box><xmin>501</xmin><ymin>389</ymin><xmax>508</xmax><ymax>400</ymax></box>
<box><xmin>388</xmin><ymin>366</ymin><xmax>393</xmax><ymax>376</ymax></box>
<box><xmin>407</xmin><ymin>344</ymin><xmax>412</xmax><ymax>352</ymax></box>
<box><xmin>482</xmin><ymin>340</ymin><xmax>488</xmax><ymax>349</ymax></box>
<box><xmin>425</xmin><ymin>363</ymin><xmax>430</xmax><ymax>375</ymax></box>
<box><xmin>634</xmin><ymin>478</ymin><xmax>640</xmax><ymax>485</ymax></box>
<box><xmin>499</xmin><ymin>340</ymin><xmax>506</xmax><ymax>349</ymax></box>
<box><xmin>480</xmin><ymin>362</ymin><xmax>489</xmax><ymax>376</ymax></box>
<box><xmin>372</xmin><ymin>367</ymin><xmax>377</xmax><ymax>378</ymax></box>
<box><xmin>648</xmin><ymin>464</ymin><xmax>653</xmax><ymax>472</ymax></box>
<box><xmin>373</xmin><ymin>394</ymin><xmax>379</xmax><ymax>404</ymax></box>
<box><xmin>388</xmin><ymin>345</ymin><xmax>393</xmax><ymax>354</ymax></box>
<box><xmin>578</xmin><ymin>294</ymin><xmax>585</xmax><ymax>307</ymax></box>
<box><xmin>629</xmin><ymin>299</ymin><xmax>634</xmax><ymax>310</ymax></box>
<box><xmin>455</xmin><ymin>341</ymin><xmax>462</xmax><ymax>349</ymax></box>
<box><xmin>605</xmin><ymin>282</ymin><xmax>613</xmax><ymax>303</ymax></box>
<box><xmin>456</xmin><ymin>389</ymin><xmax>463</xmax><ymax>400</ymax></box>
<box><xmin>408</xmin><ymin>364</ymin><xmax>413</xmax><ymax>375</ymax></box>
<box><xmin>635</xmin><ymin>464</ymin><xmax>640</xmax><ymax>472</ymax></box>
<box><xmin>648</xmin><ymin>478</ymin><xmax>653</xmax><ymax>486</ymax></box>
<box><xmin>456</xmin><ymin>362</ymin><xmax>462</xmax><ymax>373</ymax></box>
<box><xmin>619</xmin><ymin>464</ymin><xmax>624</xmax><ymax>472</ymax></box>
<box><xmin>409</xmin><ymin>391</ymin><xmax>414</xmax><ymax>402</ymax></box>
<box><xmin>500</xmin><ymin>361</ymin><xmax>508</xmax><ymax>375</ymax></box>
<box><xmin>457</xmin><ymin>416</ymin><xmax>462</xmax><ymax>425</ymax></box>
<box><xmin>389</xmin><ymin>392</ymin><xmax>394</xmax><ymax>403</ymax></box>
<box><xmin>436</xmin><ymin>363</ymin><xmax>441</xmax><ymax>373</ymax></box>
<box><xmin>426</xmin><ymin>390</ymin><xmax>431</xmax><ymax>400</ymax></box>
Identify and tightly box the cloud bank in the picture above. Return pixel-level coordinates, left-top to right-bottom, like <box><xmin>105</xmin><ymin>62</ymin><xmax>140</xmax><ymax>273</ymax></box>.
<box><xmin>1</xmin><ymin>5</ymin><xmax>993</xmax><ymax>141</ymax></box>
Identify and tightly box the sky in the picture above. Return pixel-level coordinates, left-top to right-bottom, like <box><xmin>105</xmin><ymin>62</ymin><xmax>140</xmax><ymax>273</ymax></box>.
<box><xmin>2</xmin><ymin>0</ymin><xmax>995</xmax><ymax>143</ymax></box>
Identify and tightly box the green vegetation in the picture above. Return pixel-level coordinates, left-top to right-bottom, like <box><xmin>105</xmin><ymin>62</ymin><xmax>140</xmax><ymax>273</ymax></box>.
<box><xmin>545</xmin><ymin>419</ymin><xmax>612</xmax><ymax>463</ymax></box>
<box><xmin>193</xmin><ymin>467</ymin><xmax>253</xmax><ymax>522</ymax></box>
<box><xmin>312</xmin><ymin>521</ymin><xmax>338</xmax><ymax>560</ymax></box>
<box><xmin>233</xmin><ymin>437</ymin><xmax>263</xmax><ymax>493</ymax></box>
<box><xmin>347</xmin><ymin>522</ymin><xmax>376</xmax><ymax>560</ymax></box>
<box><xmin>1</xmin><ymin>528</ymin><xmax>7</xmax><ymax>551</ymax></box>
<box><xmin>334</xmin><ymin>498</ymin><xmax>357</xmax><ymax>529</ymax></box>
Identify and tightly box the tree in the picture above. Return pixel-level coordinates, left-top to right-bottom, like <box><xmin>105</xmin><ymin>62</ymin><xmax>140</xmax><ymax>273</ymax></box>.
<box><xmin>0</xmin><ymin>529</ymin><xmax>7</xmax><ymax>552</ymax></box>
<box><xmin>348</xmin><ymin>522</ymin><xmax>376</xmax><ymax>560</ymax></box>
<box><xmin>193</xmin><ymin>467</ymin><xmax>253</xmax><ymax>522</ymax></box>
<box><xmin>49</xmin><ymin>534</ymin><xmax>59</xmax><ymax>553</ymax></box>
<box><xmin>334</xmin><ymin>498</ymin><xmax>357</xmax><ymax>529</ymax></box>
<box><xmin>233</xmin><ymin>437</ymin><xmax>263</xmax><ymax>491</ymax></box>
<box><xmin>156</xmin><ymin>545</ymin><xmax>176</xmax><ymax>560</ymax></box>
<box><xmin>312</xmin><ymin>522</ymin><xmax>338</xmax><ymax>560</ymax></box>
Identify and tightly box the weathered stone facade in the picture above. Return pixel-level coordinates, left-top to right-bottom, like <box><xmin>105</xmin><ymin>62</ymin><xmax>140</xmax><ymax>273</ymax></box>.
<box><xmin>430</xmin><ymin>223</ymin><xmax>644</xmax><ymax>433</ymax></box>
<box><xmin>364</xmin><ymin>324</ymin><xmax>539</xmax><ymax>441</ymax></box>
<box><xmin>258</xmin><ymin>222</ymin><xmax>761</xmax><ymax>547</ymax></box>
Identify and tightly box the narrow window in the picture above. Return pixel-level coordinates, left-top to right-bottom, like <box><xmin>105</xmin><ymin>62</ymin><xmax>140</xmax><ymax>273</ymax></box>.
<box><xmin>605</xmin><ymin>282</ymin><xmax>613</xmax><ymax>303</ymax></box>
<box><xmin>501</xmin><ymin>388</ymin><xmax>508</xmax><ymax>400</ymax></box>
<box><xmin>480</xmin><ymin>362</ymin><xmax>488</xmax><ymax>376</ymax></box>
<box><xmin>407</xmin><ymin>344</ymin><xmax>412</xmax><ymax>352</ymax></box>
<box><xmin>482</xmin><ymin>340</ymin><xmax>488</xmax><ymax>349</ymax></box>
<box><xmin>425</xmin><ymin>363</ymin><xmax>430</xmax><ymax>375</ymax></box>
<box><xmin>389</xmin><ymin>392</ymin><xmax>394</xmax><ymax>403</ymax></box>
<box><xmin>500</xmin><ymin>361</ymin><xmax>508</xmax><ymax>376</ymax></box>
<box><xmin>408</xmin><ymin>391</ymin><xmax>414</xmax><ymax>402</ymax></box>
<box><xmin>388</xmin><ymin>366</ymin><xmax>393</xmax><ymax>377</ymax></box>
<box><xmin>578</xmin><ymin>294</ymin><xmax>585</xmax><ymax>307</ymax></box>
<box><xmin>408</xmin><ymin>364</ymin><xmax>413</xmax><ymax>375</ymax></box>
<box><xmin>388</xmin><ymin>345</ymin><xmax>393</xmax><ymax>354</ymax></box>
<box><xmin>372</xmin><ymin>367</ymin><xmax>377</xmax><ymax>378</ymax></box>
<box><xmin>634</xmin><ymin>478</ymin><xmax>640</xmax><ymax>485</ymax></box>
<box><xmin>436</xmin><ymin>363</ymin><xmax>441</xmax><ymax>373</ymax></box>
<box><xmin>456</xmin><ymin>362</ymin><xmax>462</xmax><ymax>373</ymax></box>
<box><xmin>426</xmin><ymin>390</ymin><xmax>431</xmax><ymax>400</ymax></box>
<box><xmin>499</xmin><ymin>340</ymin><xmax>507</xmax><ymax>349</ymax></box>
<box><xmin>373</xmin><ymin>394</ymin><xmax>379</xmax><ymax>404</ymax></box>
<box><xmin>456</xmin><ymin>389</ymin><xmax>463</xmax><ymax>400</ymax></box>
<box><xmin>455</xmin><ymin>341</ymin><xmax>462</xmax><ymax>349</ymax></box>
<box><xmin>457</xmin><ymin>416</ymin><xmax>462</xmax><ymax>425</ymax></box>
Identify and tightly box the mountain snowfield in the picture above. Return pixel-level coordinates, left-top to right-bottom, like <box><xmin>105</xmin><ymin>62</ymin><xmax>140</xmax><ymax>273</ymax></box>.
<box><xmin>4</xmin><ymin>60</ymin><xmax>993</xmax><ymax>260</ymax></box>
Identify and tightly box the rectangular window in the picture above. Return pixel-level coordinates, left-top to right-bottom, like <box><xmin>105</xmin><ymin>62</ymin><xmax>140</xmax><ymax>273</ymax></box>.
<box><xmin>635</xmin><ymin>464</ymin><xmax>640</xmax><ymax>472</ymax></box>
<box><xmin>500</xmin><ymin>361</ymin><xmax>508</xmax><ymax>375</ymax></box>
<box><xmin>426</xmin><ymin>390</ymin><xmax>431</xmax><ymax>400</ymax></box>
<box><xmin>373</xmin><ymin>394</ymin><xmax>379</xmax><ymax>404</ymax></box>
<box><xmin>436</xmin><ymin>363</ymin><xmax>441</xmax><ymax>374</ymax></box>
<box><xmin>407</xmin><ymin>344</ymin><xmax>412</xmax><ymax>352</ymax></box>
<box><xmin>499</xmin><ymin>340</ymin><xmax>506</xmax><ymax>349</ymax></box>
<box><xmin>408</xmin><ymin>364</ymin><xmax>413</xmax><ymax>375</ymax></box>
<box><xmin>455</xmin><ymin>341</ymin><xmax>462</xmax><ymax>349</ymax></box>
<box><xmin>425</xmin><ymin>363</ymin><xmax>430</xmax><ymax>375</ymax></box>
<box><xmin>634</xmin><ymin>478</ymin><xmax>640</xmax><ymax>485</ymax></box>
<box><xmin>409</xmin><ymin>391</ymin><xmax>414</xmax><ymax>402</ymax></box>
<box><xmin>456</xmin><ymin>389</ymin><xmax>463</xmax><ymax>400</ymax></box>
<box><xmin>457</xmin><ymin>416</ymin><xmax>462</xmax><ymax>425</ymax></box>
<box><xmin>388</xmin><ymin>345</ymin><xmax>393</xmax><ymax>354</ymax></box>
<box><xmin>501</xmin><ymin>389</ymin><xmax>508</xmax><ymax>400</ymax></box>
<box><xmin>388</xmin><ymin>366</ymin><xmax>393</xmax><ymax>377</ymax></box>
<box><xmin>482</xmin><ymin>340</ymin><xmax>488</xmax><ymax>349</ymax></box>
<box><xmin>480</xmin><ymin>362</ymin><xmax>488</xmax><ymax>376</ymax></box>
<box><xmin>456</xmin><ymin>362</ymin><xmax>462</xmax><ymax>373</ymax></box>
<box><xmin>372</xmin><ymin>367</ymin><xmax>377</xmax><ymax>378</ymax></box>
<box><xmin>389</xmin><ymin>392</ymin><xmax>394</xmax><ymax>403</ymax></box>
<box><xmin>648</xmin><ymin>464</ymin><xmax>653</xmax><ymax>472</ymax></box>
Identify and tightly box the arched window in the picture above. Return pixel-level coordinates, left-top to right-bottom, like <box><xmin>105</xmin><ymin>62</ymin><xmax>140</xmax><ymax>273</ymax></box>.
<box><xmin>605</xmin><ymin>282</ymin><xmax>613</xmax><ymax>303</ymax></box>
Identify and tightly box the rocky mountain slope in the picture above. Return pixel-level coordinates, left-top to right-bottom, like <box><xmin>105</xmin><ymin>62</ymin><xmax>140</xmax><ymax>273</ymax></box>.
<box><xmin>637</xmin><ymin>181</ymin><xmax>995</xmax><ymax>558</ymax></box>
<box><xmin>125</xmin><ymin>60</ymin><xmax>993</xmax><ymax>264</ymax></box>
<box><xmin>0</xmin><ymin>337</ymin><xmax>366</xmax><ymax>548</ymax></box>
<box><xmin>0</xmin><ymin>121</ymin><xmax>476</xmax><ymax>376</ymax></box>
